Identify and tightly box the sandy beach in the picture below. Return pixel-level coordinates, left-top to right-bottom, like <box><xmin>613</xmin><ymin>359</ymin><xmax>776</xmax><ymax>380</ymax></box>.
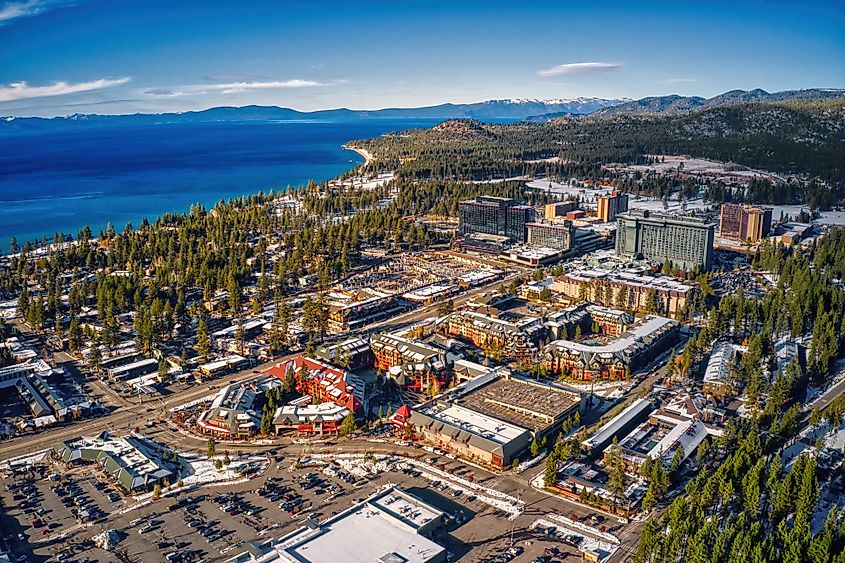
<box><xmin>344</xmin><ymin>144</ymin><xmax>374</xmax><ymax>165</ymax></box>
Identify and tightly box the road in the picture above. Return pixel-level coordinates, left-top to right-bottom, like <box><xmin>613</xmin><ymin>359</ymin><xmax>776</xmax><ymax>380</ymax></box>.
<box><xmin>810</xmin><ymin>372</ymin><xmax>845</xmax><ymax>413</ymax></box>
<box><xmin>0</xmin><ymin>355</ymin><xmax>297</xmax><ymax>463</ymax></box>
<box><xmin>0</xmin><ymin>265</ymin><xmax>524</xmax><ymax>464</ymax></box>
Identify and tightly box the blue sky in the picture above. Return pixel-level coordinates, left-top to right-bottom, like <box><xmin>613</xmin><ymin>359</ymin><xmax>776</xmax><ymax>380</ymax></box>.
<box><xmin>1</xmin><ymin>0</ymin><xmax>843</xmax><ymax>116</ymax></box>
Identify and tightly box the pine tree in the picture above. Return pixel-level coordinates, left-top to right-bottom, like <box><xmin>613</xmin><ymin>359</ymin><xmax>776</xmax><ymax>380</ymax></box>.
<box><xmin>339</xmin><ymin>412</ymin><xmax>357</xmax><ymax>437</ymax></box>
<box><xmin>196</xmin><ymin>318</ymin><xmax>210</xmax><ymax>361</ymax></box>
<box><xmin>158</xmin><ymin>357</ymin><xmax>169</xmax><ymax>382</ymax></box>
<box><xmin>67</xmin><ymin>316</ymin><xmax>82</xmax><ymax>352</ymax></box>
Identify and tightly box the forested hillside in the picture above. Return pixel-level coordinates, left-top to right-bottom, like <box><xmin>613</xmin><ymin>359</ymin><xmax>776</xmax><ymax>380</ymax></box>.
<box><xmin>355</xmin><ymin>100</ymin><xmax>845</xmax><ymax>184</ymax></box>
<box><xmin>634</xmin><ymin>230</ymin><xmax>845</xmax><ymax>563</ymax></box>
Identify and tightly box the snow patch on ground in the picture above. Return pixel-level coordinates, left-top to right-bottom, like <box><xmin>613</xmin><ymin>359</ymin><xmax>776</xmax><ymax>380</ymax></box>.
<box><xmin>530</xmin><ymin>516</ymin><xmax>619</xmax><ymax>561</ymax></box>
<box><xmin>180</xmin><ymin>454</ymin><xmax>267</xmax><ymax>486</ymax></box>
<box><xmin>305</xmin><ymin>452</ymin><xmax>524</xmax><ymax>520</ymax></box>
<box><xmin>0</xmin><ymin>449</ymin><xmax>49</xmax><ymax>469</ymax></box>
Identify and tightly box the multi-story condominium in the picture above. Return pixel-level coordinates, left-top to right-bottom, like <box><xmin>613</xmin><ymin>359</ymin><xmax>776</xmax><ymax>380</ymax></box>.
<box><xmin>435</xmin><ymin>310</ymin><xmax>544</xmax><ymax>361</ymax></box>
<box><xmin>552</xmin><ymin>268</ymin><xmax>694</xmax><ymax>316</ymax></box>
<box><xmin>616</xmin><ymin>210</ymin><xmax>715</xmax><ymax>270</ymax></box>
<box><xmin>545</xmin><ymin>303</ymin><xmax>634</xmax><ymax>340</ymax></box>
<box><xmin>458</xmin><ymin>196</ymin><xmax>535</xmax><ymax>242</ymax></box>
<box><xmin>597</xmin><ymin>191</ymin><xmax>629</xmax><ymax>222</ymax></box>
<box><xmin>719</xmin><ymin>203</ymin><xmax>773</xmax><ymax>243</ymax></box>
<box><xmin>526</xmin><ymin>221</ymin><xmax>574</xmax><ymax>251</ymax></box>
<box><xmin>370</xmin><ymin>333</ymin><xmax>448</xmax><ymax>389</ymax></box>
<box><xmin>266</xmin><ymin>355</ymin><xmax>362</xmax><ymax>414</ymax></box>
<box><xmin>542</xmin><ymin>315</ymin><xmax>679</xmax><ymax>381</ymax></box>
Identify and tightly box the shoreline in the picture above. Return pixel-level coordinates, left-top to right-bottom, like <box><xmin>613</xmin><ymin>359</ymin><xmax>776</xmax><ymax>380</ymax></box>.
<box><xmin>343</xmin><ymin>143</ymin><xmax>373</xmax><ymax>166</ymax></box>
<box><xmin>3</xmin><ymin>141</ymin><xmax>378</xmax><ymax>251</ymax></box>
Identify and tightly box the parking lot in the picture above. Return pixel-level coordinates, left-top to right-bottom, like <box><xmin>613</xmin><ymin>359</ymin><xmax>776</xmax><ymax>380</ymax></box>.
<box><xmin>1</xmin><ymin>445</ymin><xmax>617</xmax><ymax>563</ymax></box>
<box><xmin>0</xmin><ymin>464</ymin><xmax>126</xmax><ymax>563</ymax></box>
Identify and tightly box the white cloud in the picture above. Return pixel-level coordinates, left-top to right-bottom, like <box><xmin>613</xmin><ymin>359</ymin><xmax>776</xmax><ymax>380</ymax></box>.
<box><xmin>663</xmin><ymin>78</ymin><xmax>697</xmax><ymax>84</ymax></box>
<box><xmin>0</xmin><ymin>0</ymin><xmax>73</xmax><ymax>24</ymax></box>
<box><xmin>141</xmin><ymin>79</ymin><xmax>327</xmax><ymax>98</ymax></box>
<box><xmin>537</xmin><ymin>62</ymin><xmax>622</xmax><ymax>77</ymax></box>
<box><xmin>205</xmin><ymin>79</ymin><xmax>326</xmax><ymax>94</ymax></box>
<box><xmin>0</xmin><ymin>77</ymin><xmax>131</xmax><ymax>102</ymax></box>
<box><xmin>143</xmin><ymin>88</ymin><xmax>190</xmax><ymax>98</ymax></box>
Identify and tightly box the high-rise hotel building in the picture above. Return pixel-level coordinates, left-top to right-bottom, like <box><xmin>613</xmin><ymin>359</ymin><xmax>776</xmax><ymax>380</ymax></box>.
<box><xmin>597</xmin><ymin>191</ymin><xmax>629</xmax><ymax>223</ymax></box>
<box><xmin>719</xmin><ymin>203</ymin><xmax>773</xmax><ymax>243</ymax></box>
<box><xmin>616</xmin><ymin>209</ymin><xmax>715</xmax><ymax>270</ymax></box>
<box><xmin>458</xmin><ymin>196</ymin><xmax>535</xmax><ymax>242</ymax></box>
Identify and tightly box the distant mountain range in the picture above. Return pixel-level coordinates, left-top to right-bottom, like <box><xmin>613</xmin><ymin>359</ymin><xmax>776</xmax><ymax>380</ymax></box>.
<box><xmin>3</xmin><ymin>89</ymin><xmax>843</xmax><ymax>132</ymax></box>
<box><xmin>591</xmin><ymin>88</ymin><xmax>845</xmax><ymax>116</ymax></box>
<box><xmin>0</xmin><ymin>97</ymin><xmax>628</xmax><ymax>132</ymax></box>
<box><xmin>525</xmin><ymin>88</ymin><xmax>845</xmax><ymax>121</ymax></box>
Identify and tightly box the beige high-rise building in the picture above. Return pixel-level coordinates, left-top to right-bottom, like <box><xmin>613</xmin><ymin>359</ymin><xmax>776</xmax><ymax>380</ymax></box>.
<box><xmin>597</xmin><ymin>191</ymin><xmax>629</xmax><ymax>222</ymax></box>
<box><xmin>544</xmin><ymin>201</ymin><xmax>576</xmax><ymax>219</ymax></box>
<box><xmin>719</xmin><ymin>203</ymin><xmax>773</xmax><ymax>243</ymax></box>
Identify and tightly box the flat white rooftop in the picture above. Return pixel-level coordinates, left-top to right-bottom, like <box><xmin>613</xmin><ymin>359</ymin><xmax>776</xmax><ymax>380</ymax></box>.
<box><xmin>272</xmin><ymin>489</ymin><xmax>445</xmax><ymax>563</ymax></box>
<box><xmin>583</xmin><ymin>397</ymin><xmax>654</xmax><ymax>450</ymax></box>
<box><xmin>424</xmin><ymin>403</ymin><xmax>527</xmax><ymax>445</ymax></box>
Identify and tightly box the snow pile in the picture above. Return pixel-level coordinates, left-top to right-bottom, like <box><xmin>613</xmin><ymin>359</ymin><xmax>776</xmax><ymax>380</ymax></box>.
<box><xmin>515</xmin><ymin>452</ymin><xmax>547</xmax><ymax>473</ymax></box>
<box><xmin>181</xmin><ymin>454</ymin><xmax>267</xmax><ymax>486</ymax></box>
<box><xmin>92</xmin><ymin>529</ymin><xmax>122</xmax><ymax>550</ymax></box>
<box><xmin>170</xmin><ymin>393</ymin><xmax>217</xmax><ymax>413</ymax></box>
<box><xmin>0</xmin><ymin>449</ymin><xmax>49</xmax><ymax>470</ymax></box>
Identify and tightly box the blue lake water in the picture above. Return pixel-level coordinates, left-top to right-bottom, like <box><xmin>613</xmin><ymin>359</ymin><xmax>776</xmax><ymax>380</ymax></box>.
<box><xmin>0</xmin><ymin>118</ymin><xmax>442</xmax><ymax>250</ymax></box>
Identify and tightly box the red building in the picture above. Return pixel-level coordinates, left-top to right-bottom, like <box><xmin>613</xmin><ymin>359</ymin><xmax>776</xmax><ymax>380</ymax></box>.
<box><xmin>265</xmin><ymin>355</ymin><xmax>362</xmax><ymax>414</ymax></box>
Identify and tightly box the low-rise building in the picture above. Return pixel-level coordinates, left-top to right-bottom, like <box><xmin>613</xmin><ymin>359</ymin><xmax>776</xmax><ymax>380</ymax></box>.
<box><xmin>210</xmin><ymin>318</ymin><xmax>267</xmax><ymax>350</ymax></box>
<box><xmin>703</xmin><ymin>341</ymin><xmax>741</xmax><ymax>398</ymax></box>
<box><xmin>196</xmin><ymin>377</ymin><xmax>280</xmax><ymax>438</ymax></box>
<box><xmin>402</xmin><ymin>283</ymin><xmax>458</xmax><ymax>305</ymax></box>
<box><xmin>456</xmin><ymin>268</ymin><xmax>503</xmax><ymax>288</ymax></box>
<box><xmin>107</xmin><ymin>357</ymin><xmax>158</xmax><ymax>381</ymax></box>
<box><xmin>327</xmin><ymin>289</ymin><xmax>403</xmax><ymax>332</ymax></box>
<box><xmin>501</xmin><ymin>245</ymin><xmax>567</xmax><ymax>267</ymax></box>
<box><xmin>226</xmin><ymin>486</ymin><xmax>446</xmax><ymax>563</ymax></box>
<box><xmin>460</xmin><ymin>232</ymin><xmax>510</xmax><ymax>255</ymax></box>
<box><xmin>451</xmin><ymin>359</ymin><xmax>509</xmax><ymax>383</ymax></box>
<box><xmin>581</xmin><ymin>398</ymin><xmax>655</xmax><ymax>454</ymax></box>
<box><xmin>543</xmin><ymin>315</ymin><xmax>679</xmax><ymax>381</ymax></box>
<box><xmin>197</xmin><ymin>354</ymin><xmax>248</xmax><ymax>378</ymax></box>
<box><xmin>272</xmin><ymin>402</ymin><xmax>350</xmax><ymax>436</ymax></box>
<box><xmin>52</xmin><ymin>433</ymin><xmax>176</xmax><ymax>493</ymax></box>
<box><xmin>409</xmin><ymin>372</ymin><xmax>580</xmax><ymax>467</ymax></box>
<box><xmin>0</xmin><ymin>360</ymin><xmax>86</xmax><ymax>428</ymax></box>
<box><xmin>618</xmin><ymin>393</ymin><xmax>723</xmax><ymax>470</ymax></box>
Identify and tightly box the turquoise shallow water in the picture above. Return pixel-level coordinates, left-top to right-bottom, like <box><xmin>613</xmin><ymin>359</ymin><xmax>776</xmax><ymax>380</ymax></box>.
<box><xmin>0</xmin><ymin>118</ymin><xmax>441</xmax><ymax>250</ymax></box>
